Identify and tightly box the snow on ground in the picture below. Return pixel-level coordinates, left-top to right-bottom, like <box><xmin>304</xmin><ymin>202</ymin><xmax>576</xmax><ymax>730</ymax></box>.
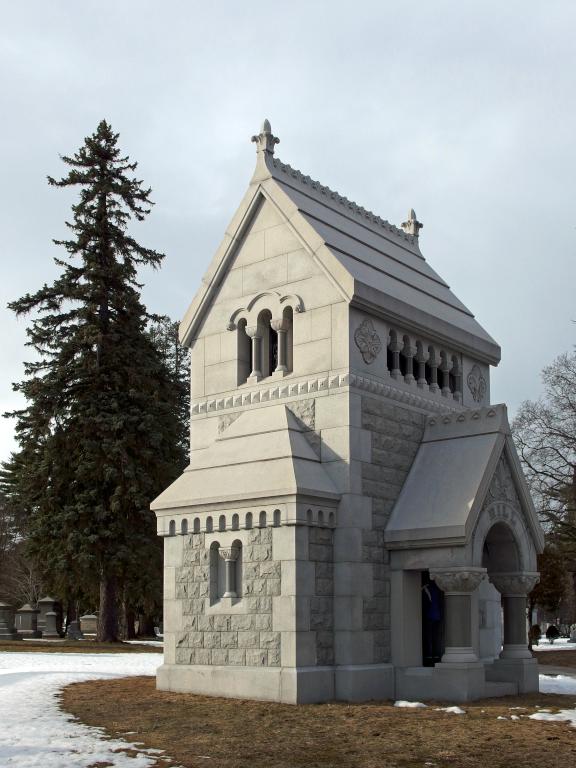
<box><xmin>539</xmin><ymin>673</ymin><xmax>576</xmax><ymax>695</ymax></box>
<box><xmin>394</xmin><ymin>700</ymin><xmax>427</xmax><ymax>708</ymax></box>
<box><xmin>534</xmin><ymin>637</ymin><xmax>576</xmax><ymax>651</ymax></box>
<box><xmin>0</xmin><ymin>651</ymin><xmax>165</xmax><ymax>767</ymax></box>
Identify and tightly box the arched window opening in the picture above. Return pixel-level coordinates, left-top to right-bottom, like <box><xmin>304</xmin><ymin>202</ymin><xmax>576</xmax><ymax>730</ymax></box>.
<box><xmin>318</xmin><ymin>510</ymin><xmax>324</xmax><ymax>526</ymax></box>
<box><xmin>245</xmin><ymin>512</ymin><xmax>253</xmax><ymax>530</ymax></box>
<box><xmin>257</xmin><ymin>309</ymin><xmax>273</xmax><ymax>378</ymax></box>
<box><xmin>328</xmin><ymin>511</ymin><xmax>335</xmax><ymax>527</ymax></box>
<box><xmin>219</xmin><ymin>515</ymin><xmax>226</xmax><ymax>532</ymax></box>
<box><xmin>306</xmin><ymin>508</ymin><xmax>313</xmax><ymax>525</ymax></box>
<box><xmin>181</xmin><ymin>519</ymin><xmax>188</xmax><ymax>535</ymax></box>
<box><xmin>232</xmin><ymin>513</ymin><xmax>239</xmax><ymax>531</ymax></box>
<box><xmin>193</xmin><ymin>517</ymin><xmax>200</xmax><ymax>533</ymax></box>
<box><xmin>237</xmin><ymin>318</ymin><xmax>251</xmax><ymax>385</ymax></box>
<box><xmin>259</xmin><ymin>510</ymin><xmax>267</xmax><ymax>528</ymax></box>
<box><xmin>273</xmin><ymin>509</ymin><xmax>281</xmax><ymax>527</ymax></box>
<box><xmin>168</xmin><ymin>520</ymin><xmax>176</xmax><ymax>536</ymax></box>
<box><xmin>206</xmin><ymin>516</ymin><xmax>213</xmax><ymax>533</ymax></box>
<box><xmin>210</xmin><ymin>540</ymin><xmax>243</xmax><ymax>602</ymax></box>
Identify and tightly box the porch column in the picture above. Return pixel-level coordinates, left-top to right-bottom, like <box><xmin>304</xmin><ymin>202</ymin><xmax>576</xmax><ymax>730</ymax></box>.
<box><xmin>490</xmin><ymin>573</ymin><xmax>539</xmax><ymax>660</ymax></box>
<box><xmin>430</xmin><ymin>568</ymin><xmax>486</xmax><ymax>663</ymax></box>
<box><xmin>271</xmin><ymin>318</ymin><xmax>289</xmax><ymax>374</ymax></box>
<box><xmin>246</xmin><ymin>325</ymin><xmax>263</xmax><ymax>381</ymax></box>
<box><xmin>220</xmin><ymin>546</ymin><xmax>240</xmax><ymax>598</ymax></box>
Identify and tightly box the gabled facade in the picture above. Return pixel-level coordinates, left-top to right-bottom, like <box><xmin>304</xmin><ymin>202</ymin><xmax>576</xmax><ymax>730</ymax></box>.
<box><xmin>152</xmin><ymin>121</ymin><xmax>544</xmax><ymax>703</ymax></box>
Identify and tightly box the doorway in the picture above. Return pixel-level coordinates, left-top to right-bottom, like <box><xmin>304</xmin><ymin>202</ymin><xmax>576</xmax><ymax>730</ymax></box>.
<box><xmin>422</xmin><ymin>571</ymin><xmax>445</xmax><ymax>666</ymax></box>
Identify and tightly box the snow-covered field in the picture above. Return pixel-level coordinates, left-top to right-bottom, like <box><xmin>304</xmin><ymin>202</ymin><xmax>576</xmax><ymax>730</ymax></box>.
<box><xmin>0</xmin><ymin>651</ymin><xmax>167</xmax><ymax>767</ymax></box>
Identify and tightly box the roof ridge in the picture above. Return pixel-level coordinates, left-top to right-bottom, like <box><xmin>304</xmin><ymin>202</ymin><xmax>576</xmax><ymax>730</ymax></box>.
<box><xmin>270</xmin><ymin>156</ymin><xmax>417</xmax><ymax>248</ymax></box>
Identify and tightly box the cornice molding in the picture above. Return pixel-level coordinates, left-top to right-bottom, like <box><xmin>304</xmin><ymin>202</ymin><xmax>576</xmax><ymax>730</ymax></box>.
<box><xmin>191</xmin><ymin>371</ymin><xmax>464</xmax><ymax>417</ymax></box>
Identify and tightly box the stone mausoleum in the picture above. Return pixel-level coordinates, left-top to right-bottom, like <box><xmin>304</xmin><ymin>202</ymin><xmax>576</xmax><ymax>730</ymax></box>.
<box><xmin>152</xmin><ymin>121</ymin><xmax>544</xmax><ymax>703</ymax></box>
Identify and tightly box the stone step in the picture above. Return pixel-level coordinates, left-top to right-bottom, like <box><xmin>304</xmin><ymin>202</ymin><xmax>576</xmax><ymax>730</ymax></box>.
<box><xmin>483</xmin><ymin>680</ymin><xmax>517</xmax><ymax>698</ymax></box>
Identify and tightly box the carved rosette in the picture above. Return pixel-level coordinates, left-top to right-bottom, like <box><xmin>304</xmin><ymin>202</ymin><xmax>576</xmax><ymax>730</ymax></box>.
<box><xmin>219</xmin><ymin>547</ymin><xmax>240</xmax><ymax>562</ymax></box>
<box><xmin>467</xmin><ymin>364</ymin><xmax>487</xmax><ymax>403</ymax></box>
<box><xmin>354</xmin><ymin>319</ymin><xmax>382</xmax><ymax>364</ymax></box>
<box><xmin>490</xmin><ymin>572</ymin><xmax>539</xmax><ymax>596</ymax></box>
<box><xmin>430</xmin><ymin>568</ymin><xmax>486</xmax><ymax>594</ymax></box>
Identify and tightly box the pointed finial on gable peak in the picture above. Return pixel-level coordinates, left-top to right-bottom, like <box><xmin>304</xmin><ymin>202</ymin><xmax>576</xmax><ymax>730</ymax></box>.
<box><xmin>251</xmin><ymin>118</ymin><xmax>279</xmax><ymax>156</ymax></box>
<box><xmin>401</xmin><ymin>208</ymin><xmax>423</xmax><ymax>237</ymax></box>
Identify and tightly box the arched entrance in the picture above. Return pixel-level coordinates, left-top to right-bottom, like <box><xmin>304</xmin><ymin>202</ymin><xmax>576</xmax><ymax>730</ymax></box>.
<box><xmin>482</xmin><ymin>520</ymin><xmax>538</xmax><ymax>661</ymax></box>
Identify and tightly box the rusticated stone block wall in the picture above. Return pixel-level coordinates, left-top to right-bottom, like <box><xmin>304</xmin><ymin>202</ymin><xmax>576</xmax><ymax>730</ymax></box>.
<box><xmin>309</xmin><ymin>526</ymin><xmax>334</xmax><ymax>665</ymax></box>
<box><xmin>174</xmin><ymin>527</ymin><xmax>281</xmax><ymax>667</ymax></box>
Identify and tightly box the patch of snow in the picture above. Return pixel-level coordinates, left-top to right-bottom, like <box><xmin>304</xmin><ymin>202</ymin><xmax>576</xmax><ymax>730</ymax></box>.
<box><xmin>533</xmin><ymin>638</ymin><xmax>576</xmax><ymax>651</ymax></box>
<box><xmin>123</xmin><ymin>640</ymin><xmax>163</xmax><ymax>648</ymax></box>
<box><xmin>393</xmin><ymin>700</ymin><xmax>427</xmax><ymax>708</ymax></box>
<box><xmin>539</xmin><ymin>673</ymin><xmax>576</xmax><ymax>695</ymax></box>
<box><xmin>435</xmin><ymin>706</ymin><xmax>465</xmax><ymax>714</ymax></box>
<box><xmin>510</xmin><ymin>715</ymin><xmax>520</xmax><ymax>720</ymax></box>
<box><xmin>0</xmin><ymin>651</ymin><xmax>162</xmax><ymax>766</ymax></box>
<box><xmin>529</xmin><ymin>710</ymin><xmax>576</xmax><ymax>726</ymax></box>
<box><xmin>496</xmin><ymin>716</ymin><xmax>507</xmax><ymax>720</ymax></box>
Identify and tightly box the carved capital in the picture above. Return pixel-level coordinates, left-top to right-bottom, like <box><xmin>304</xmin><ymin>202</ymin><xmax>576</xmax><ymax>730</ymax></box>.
<box><xmin>430</xmin><ymin>567</ymin><xmax>486</xmax><ymax>594</ymax></box>
<box><xmin>219</xmin><ymin>547</ymin><xmax>240</xmax><ymax>562</ymax></box>
<box><xmin>490</xmin><ymin>572</ymin><xmax>539</xmax><ymax>596</ymax></box>
<box><xmin>245</xmin><ymin>324</ymin><xmax>263</xmax><ymax>340</ymax></box>
<box><xmin>270</xmin><ymin>318</ymin><xmax>290</xmax><ymax>333</ymax></box>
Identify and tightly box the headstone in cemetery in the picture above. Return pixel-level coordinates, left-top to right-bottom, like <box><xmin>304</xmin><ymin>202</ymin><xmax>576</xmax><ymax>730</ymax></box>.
<box><xmin>79</xmin><ymin>614</ymin><xmax>98</xmax><ymax>635</ymax></box>
<box><xmin>37</xmin><ymin>596</ymin><xmax>59</xmax><ymax>634</ymax></box>
<box><xmin>66</xmin><ymin>620</ymin><xmax>83</xmax><ymax>640</ymax></box>
<box><xmin>151</xmin><ymin>121</ymin><xmax>545</xmax><ymax>704</ymax></box>
<box><xmin>15</xmin><ymin>603</ymin><xmax>41</xmax><ymax>638</ymax></box>
<box><xmin>0</xmin><ymin>602</ymin><xmax>20</xmax><ymax>640</ymax></box>
<box><xmin>42</xmin><ymin>610</ymin><xmax>61</xmax><ymax>639</ymax></box>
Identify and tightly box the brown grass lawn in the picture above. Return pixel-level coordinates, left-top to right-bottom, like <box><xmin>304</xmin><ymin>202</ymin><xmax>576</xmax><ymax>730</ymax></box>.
<box><xmin>62</xmin><ymin>676</ymin><xmax>576</xmax><ymax>768</ymax></box>
<box><xmin>534</xmin><ymin>648</ymin><xmax>576</xmax><ymax>668</ymax></box>
<box><xmin>0</xmin><ymin>639</ymin><xmax>162</xmax><ymax>653</ymax></box>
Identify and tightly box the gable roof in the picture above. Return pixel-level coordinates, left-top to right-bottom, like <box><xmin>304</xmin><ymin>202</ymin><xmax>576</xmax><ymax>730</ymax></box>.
<box><xmin>151</xmin><ymin>404</ymin><xmax>340</xmax><ymax>513</ymax></box>
<box><xmin>179</xmin><ymin>121</ymin><xmax>500</xmax><ymax>364</ymax></box>
<box><xmin>384</xmin><ymin>404</ymin><xmax>544</xmax><ymax>551</ymax></box>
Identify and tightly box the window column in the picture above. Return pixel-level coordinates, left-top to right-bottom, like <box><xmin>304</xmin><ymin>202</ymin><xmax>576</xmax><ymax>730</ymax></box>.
<box><xmin>271</xmin><ymin>318</ymin><xmax>289</xmax><ymax>375</ymax></box>
<box><xmin>245</xmin><ymin>325</ymin><xmax>263</xmax><ymax>382</ymax></box>
<box><xmin>220</xmin><ymin>546</ymin><xmax>240</xmax><ymax>598</ymax></box>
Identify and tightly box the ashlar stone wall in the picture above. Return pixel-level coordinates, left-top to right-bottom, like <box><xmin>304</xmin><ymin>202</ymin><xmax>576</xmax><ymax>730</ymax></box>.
<box><xmin>175</xmin><ymin>528</ymin><xmax>281</xmax><ymax>667</ymax></box>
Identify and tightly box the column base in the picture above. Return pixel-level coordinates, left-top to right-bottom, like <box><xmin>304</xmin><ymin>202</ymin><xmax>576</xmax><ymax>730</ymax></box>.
<box><xmin>486</xmin><ymin>657</ymin><xmax>539</xmax><ymax>694</ymax></box>
<box><xmin>500</xmin><ymin>644</ymin><xmax>532</xmax><ymax>660</ymax></box>
<box><xmin>441</xmin><ymin>646</ymin><xmax>478</xmax><ymax>663</ymax></box>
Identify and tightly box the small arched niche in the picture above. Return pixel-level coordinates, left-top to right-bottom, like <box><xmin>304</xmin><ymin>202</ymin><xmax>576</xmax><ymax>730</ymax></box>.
<box><xmin>482</xmin><ymin>521</ymin><xmax>521</xmax><ymax>574</ymax></box>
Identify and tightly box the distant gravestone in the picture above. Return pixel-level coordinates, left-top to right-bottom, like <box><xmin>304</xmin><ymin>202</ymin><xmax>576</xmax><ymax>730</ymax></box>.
<box><xmin>66</xmin><ymin>620</ymin><xmax>83</xmax><ymax>640</ymax></box>
<box><xmin>15</xmin><ymin>604</ymin><xmax>41</xmax><ymax>638</ymax></box>
<box><xmin>42</xmin><ymin>610</ymin><xmax>60</xmax><ymax>639</ymax></box>
<box><xmin>0</xmin><ymin>602</ymin><xmax>19</xmax><ymax>640</ymax></box>
<box><xmin>79</xmin><ymin>614</ymin><xmax>98</xmax><ymax>635</ymax></box>
<box><xmin>37</xmin><ymin>596</ymin><xmax>59</xmax><ymax>635</ymax></box>
<box><xmin>570</xmin><ymin>627</ymin><xmax>576</xmax><ymax>643</ymax></box>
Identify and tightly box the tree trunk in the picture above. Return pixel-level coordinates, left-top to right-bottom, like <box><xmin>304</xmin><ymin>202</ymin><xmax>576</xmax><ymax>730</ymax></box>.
<box><xmin>137</xmin><ymin>613</ymin><xmax>156</xmax><ymax>638</ymax></box>
<box><xmin>97</xmin><ymin>574</ymin><xmax>118</xmax><ymax>642</ymax></box>
<box><xmin>123</xmin><ymin>605</ymin><xmax>136</xmax><ymax>640</ymax></box>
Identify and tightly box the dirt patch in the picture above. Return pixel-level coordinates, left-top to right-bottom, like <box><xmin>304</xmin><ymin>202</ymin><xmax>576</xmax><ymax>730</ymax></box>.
<box><xmin>534</xmin><ymin>649</ymin><xmax>576</xmax><ymax>668</ymax></box>
<box><xmin>0</xmin><ymin>640</ymin><xmax>162</xmax><ymax>654</ymax></box>
<box><xmin>62</xmin><ymin>676</ymin><xmax>576</xmax><ymax>768</ymax></box>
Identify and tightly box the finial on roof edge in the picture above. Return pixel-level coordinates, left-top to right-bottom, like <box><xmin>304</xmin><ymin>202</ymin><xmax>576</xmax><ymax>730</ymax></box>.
<box><xmin>401</xmin><ymin>208</ymin><xmax>423</xmax><ymax>237</ymax></box>
<box><xmin>251</xmin><ymin>118</ymin><xmax>279</xmax><ymax>156</ymax></box>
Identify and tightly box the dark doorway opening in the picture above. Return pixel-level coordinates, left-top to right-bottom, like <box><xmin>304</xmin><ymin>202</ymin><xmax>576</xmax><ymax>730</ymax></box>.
<box><xmin>422</xmin><ymin>571</ymin><xmax>445</xmax><ymax>666</ymax></box>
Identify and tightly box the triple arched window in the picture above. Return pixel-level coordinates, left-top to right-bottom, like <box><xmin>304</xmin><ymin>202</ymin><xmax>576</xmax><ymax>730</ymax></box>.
<box><xmin>237</xmin><ymin>306</ymin><xmax>293</xmax><ymax>384</ymax></box>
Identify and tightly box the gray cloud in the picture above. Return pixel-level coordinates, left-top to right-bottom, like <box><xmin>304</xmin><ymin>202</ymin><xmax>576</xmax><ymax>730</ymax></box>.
<box><xmin>1</xmin><ymin>1</ymin><xmax>575</xmax><ymax>460</ymax></box>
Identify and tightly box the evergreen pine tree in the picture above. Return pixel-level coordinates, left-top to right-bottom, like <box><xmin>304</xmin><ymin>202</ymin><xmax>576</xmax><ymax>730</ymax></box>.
<box><xmin>5</xmin><ymin>120</ymin><xmax>184</xmax><ymax>640</ymax></box>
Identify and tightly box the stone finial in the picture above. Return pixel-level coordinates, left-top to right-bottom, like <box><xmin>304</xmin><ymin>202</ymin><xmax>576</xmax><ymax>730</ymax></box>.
<box><xmin>401</xmin><ymin>209</ymin><xmax>423</xmax><ymax>237</ymax></box>
<box><xmin>251</xmin><ymin>119</ymin><xmax>279</xmax><ymax>155</ymax></box>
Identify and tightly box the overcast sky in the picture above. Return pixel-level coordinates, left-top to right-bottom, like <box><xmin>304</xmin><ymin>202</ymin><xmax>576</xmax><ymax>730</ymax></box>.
<box><xmin>1</xmin><ymin>1</ymin><xmax>575</xmax><ymax>463</ymax></box>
